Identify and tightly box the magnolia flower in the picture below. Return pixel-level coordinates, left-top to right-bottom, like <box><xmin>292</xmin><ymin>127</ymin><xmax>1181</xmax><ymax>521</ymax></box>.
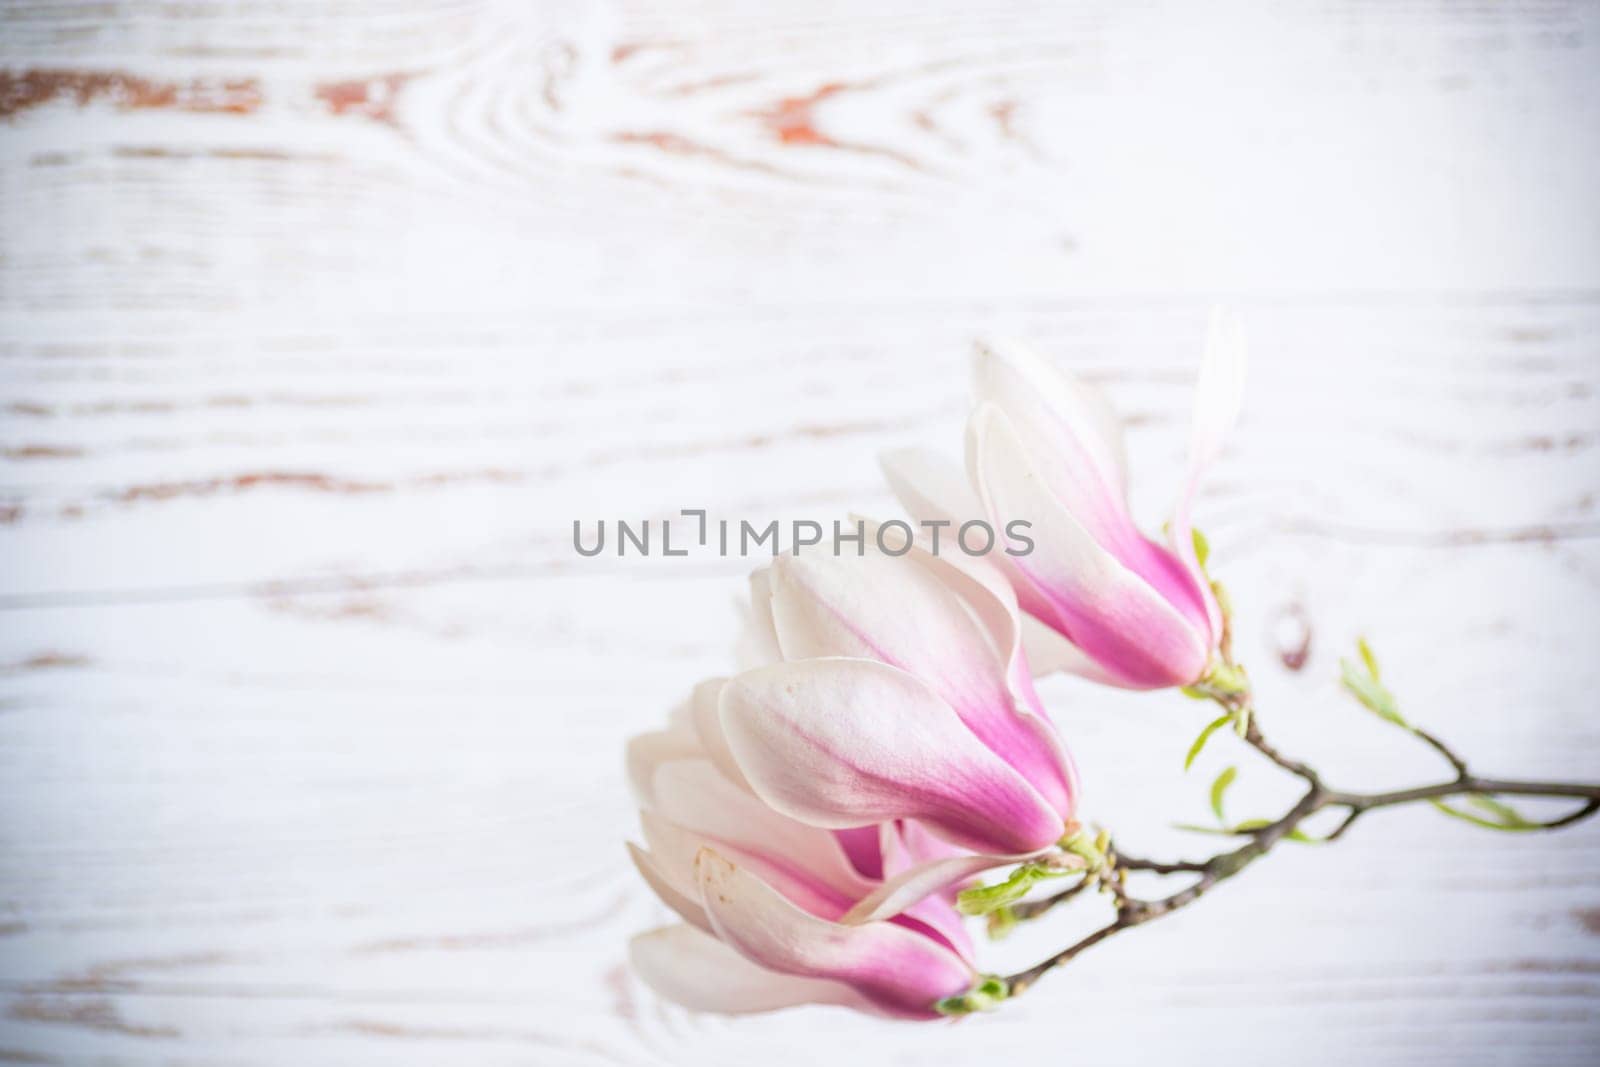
<box><xmin>626</xmin><ymin>680</ymin><xmax>995</xmax><ymax>1019</ymax></box>
<box><xmin>626</xmin><ymin>541</ymin><xmax>1087</xmax><ymax>1017</ymax></box>
<box><xmin>883</xmin><ymin>311</ymin><xmax>1247</xmax><ymax>690</ymax></box>
<box><xmin>729</xmin><ymin>524</ymin><xmax>1079</xmax><ymax>855</ymax></box>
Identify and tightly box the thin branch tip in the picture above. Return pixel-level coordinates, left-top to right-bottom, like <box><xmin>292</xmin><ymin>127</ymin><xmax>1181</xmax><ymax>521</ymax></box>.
<box><xmin>1001</xmin><ymin>712</ymin><xmax>1600</xmax><ymax>998</ymax></box>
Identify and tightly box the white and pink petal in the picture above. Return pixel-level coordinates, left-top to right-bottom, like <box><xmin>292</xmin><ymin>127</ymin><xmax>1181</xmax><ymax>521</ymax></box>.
<box><xmin>630</xmin><ymin>923</ymin><xmax>866</xmax><ymax>1015</ymax></box>
<box><xmin>968</xmin><ymin>406</ymin><xmax>1210</xmax><ymax>689</ymax></box>
<box><xmin>695</xmin><ymin>849</ymin><xmax>974</xmax><ymax>1020</ymax></box>
<box><xmin>719</xmin><ymin>657</ymin><xmax>1066</xmax><ymax>854</ymax></box>
<box><xmin>650</xmin><ymin>757</ymin><xmax>873</xmax><ymax>904</ymax></box>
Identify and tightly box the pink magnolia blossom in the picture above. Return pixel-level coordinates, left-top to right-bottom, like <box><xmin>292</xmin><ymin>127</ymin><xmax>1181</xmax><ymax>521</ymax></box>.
<box><xmin>627</xmin><ymin>541</ymin><xmax>1085</xmax><ymax>1017</ymax></box>
<box><xmin>883</xmin><ymin>311</ymin><xmax>1247</xmax><ymax>690</ymax></box>
<box><xmin>728</xmin><ymin>525</ymin><xmax>1079</xmax><ymax>855</ymax></box>
<box><xmin>626</xmin><ymin>680</ymin><xmax>994</xmax><ymax>1019</ymax></box>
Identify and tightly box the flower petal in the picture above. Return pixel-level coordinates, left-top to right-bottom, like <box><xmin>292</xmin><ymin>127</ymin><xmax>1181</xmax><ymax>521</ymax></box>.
<box><xmin>874</xmin><ymin>822</ymin><xmax>979</xmax><ymax>957</ymax></box>
<box><xmin>696</xmin><ymin>848</ymin><xmax>973</xmax><ymax>1019</ymax></box>
<box><xmin>630</xmin><ymin>924</ymin><xmax>865</xmax><ymax>1015</ymax></box>
<box><xmin>636</xmin><ymin>811</ymin><xmax>715</xmax><ymax>902</ymax></box>
<box><xmin>879</xmin><ymin>446</ymin><xmax>986</xmax><ymax>527</ymax></box>
<box><xmin>1171</xmin><ymin>307</ymin><xmax>1248</xmax><ymax>640</ymax></box>
<box><xmin>642</xmin><ymin>806</ymin><xmax>974</xmax><ymax>961</ymax></box>
<box><xmin>974</xmin><ymin>336</ymin><xmax>1128</xmax><ymax>498</ymax></box>
<box><xmin>735</xmin><ymin>567</ymin><xmax>784</xmax><ymax>670</ymax></box>
<box><xmin>719</xmin><ymin>657</ymin><xmax>1065</xmax><ymax>854</ymax></box>
<box><xmin>855</xmin><ymin>517</ymin><xmax>1079</xmax><ymax>817</ymax></box>
<box><xmin>833</xmin><ymin>826</ymin><xmax>884</xmax><ymax>881</ymax></box>
<box><xmin>626</xmin><ymin>841</ymin><xmax>711</xmax><ymax>934</ymax></box>
<box><xmin>1019</xmin><ymin>613</ymin><xmax>1120</xmax><ymax>685</ymax></box>
<box><xmin>880</xmin><ymin>450</ymin><xmax>1109</xmax><ymax>661</ymax></box>
<box><xmin>651</xmin><ymin>758</ymin><xmax>872</xmax><ymax>902</ymax></box>
<box><xmin>684</xmin><ymin>677</ymin><xmax>747</xmax><ymax>789</ymax></box>
<box><xmin>640</xmin><ymin>804</ymin><xmax>859</xmax><ymax>921</ymax></box>
<box><xmin>625</xmin><ymin>727</ymin><xmax>703</xmax><ymax>808</ymax></box>
<box><xmin>767</xmin><ymin>550</ymin><xmax>1008</xmax><ymax>733</ymax></box>
<box><xmin>885</xmin><ymin>818</ymin><xmax>968</xmax><ymax>874</ymax></box>
<box><xmin>1188</xmin><ymin>306</ymin><xmax>1249</xmax><ymax>472</ymax></box>
<box><xmin>974</xmin><ymin>340</ymin><xmax>1211</xmax><ymax>635</ymax></box>
<box><xmin>892</xmin><ymin>890</ymin><xmax>976</xmax><ymax>965</ymax></box>
<box><xmin>968</xmin><ymin>405</ymin><xmax>1209</xmax><ymax>689</ymax></box>
<box><xmin>840</xmin><ymin>850</ymin><xmax>1053</xmax><ymax>925</ymax></box>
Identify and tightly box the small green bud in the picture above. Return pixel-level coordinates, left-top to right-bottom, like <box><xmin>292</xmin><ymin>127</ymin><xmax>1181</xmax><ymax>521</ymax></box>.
<box><xmin>1060</xmin><ymin>827</ymin><xmax>1107</xmax><ymax>872</ymax></box>
<box><xmin>935</xmin><ymin>975</ymin><xmax>1010</xmax><ymax>1015</ymax></box>
<box><xmin>1205</xmin><ymin>660</ymin><xmax>1250</xmax><ymax>697</ymax></box>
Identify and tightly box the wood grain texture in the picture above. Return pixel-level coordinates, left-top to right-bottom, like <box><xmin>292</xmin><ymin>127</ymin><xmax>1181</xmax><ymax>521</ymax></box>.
<box><xmin>2</xmin><ymin>1</ymin><xmax>1598</xmax><ymax>1063</ymax></box>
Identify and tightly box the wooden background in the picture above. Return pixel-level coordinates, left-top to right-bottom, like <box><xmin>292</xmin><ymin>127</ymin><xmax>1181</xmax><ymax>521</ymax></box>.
<box><xmin>2</xmin><ymin>1</ymin><xmax>1598</xmax><ymax>1063</ymax></box>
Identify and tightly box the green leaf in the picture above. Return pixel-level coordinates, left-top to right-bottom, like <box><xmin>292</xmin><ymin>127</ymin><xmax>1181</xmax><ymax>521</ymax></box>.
<box><xmin>1339</xmin><ymin>656</ymin><xmax>1406</xmax><ymax>727</ymax></box>
<box><xmin>1173</xmin><ymin>821</ymin><xmax>1259</xmax><ymax>837</ymax></box>
<box><xmin>1184</xmin><ymin>712</ymin><xmax>1234</xmax><ymax>770</ymax></box>
<box><xmin>1172</xmin><ymin>823</ymin><xmax>1250</xmax><ymax>836</ymax></box>
<box><xmin>956</xmin><ymin>863</ymin><xmax>1074</xmax><ymax>916</ymax></box>
<box><xmin>1175</xmin><ymin>817</ymin><xmax>1324</xmax><ymax>842</ymax></box>
<box><xmin>1430</xmin><ymin>795</ymin><xmax>1542</xmax><ymax>832</ymax></box>
<box><xmin>1467</xmin><ymin>794</ymin><xmax>1527</xmax><ymax>822</ymax></box>
<box><xmin>1209</xmin><ymin>765</ymin><xmax>1238</xmax><ymax>822</ymax></box>
<box><xmin>1191</xmin><ymin>527</ymin><xmax>1211</xmax><ymax>570</ymax></box>
<box><xmin>1357</xmin><ymin>636</ymin><xmax>1381</xmax><ymax>680</ymax></box>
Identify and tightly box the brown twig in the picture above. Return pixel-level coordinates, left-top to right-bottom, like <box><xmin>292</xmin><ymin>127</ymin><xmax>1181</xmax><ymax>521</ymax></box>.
<box><xmin>1002</xmin><ymin>715</ymin><xmax>1600</xmax><ymax>997</ymax></box>
<box><xmin>1240</xmin><ymin>717</ymin><xmax>1319</xmax><ymax>783</ymax></box>
<box><xmin>1111</xmin><ymin>852</ymin><xmax>1209</xmax><ymax>875</ymax></box>
<box><xmin>1411</xmin><ymin>725</ymin><xmax>1470</xmax><ymax>777</ymax></box>
<box><xmin>1006</xmin><ymin>875</ymin><xmax>1096</xmax><ymax>920</ymax></box>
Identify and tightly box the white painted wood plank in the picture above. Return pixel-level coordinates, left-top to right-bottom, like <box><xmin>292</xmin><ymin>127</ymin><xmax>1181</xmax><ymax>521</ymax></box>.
<box><xmin>2</xmin><ymin>1</ymin><xmax>1598</xmax><ymax>1063</ymax></box>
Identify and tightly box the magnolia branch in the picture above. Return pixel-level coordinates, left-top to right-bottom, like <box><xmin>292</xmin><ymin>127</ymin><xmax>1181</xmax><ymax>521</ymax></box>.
<box><xmin>1002</xmin><ymin>711</ymin><xmax>1600</xmax><ymax>997</ymax></box>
